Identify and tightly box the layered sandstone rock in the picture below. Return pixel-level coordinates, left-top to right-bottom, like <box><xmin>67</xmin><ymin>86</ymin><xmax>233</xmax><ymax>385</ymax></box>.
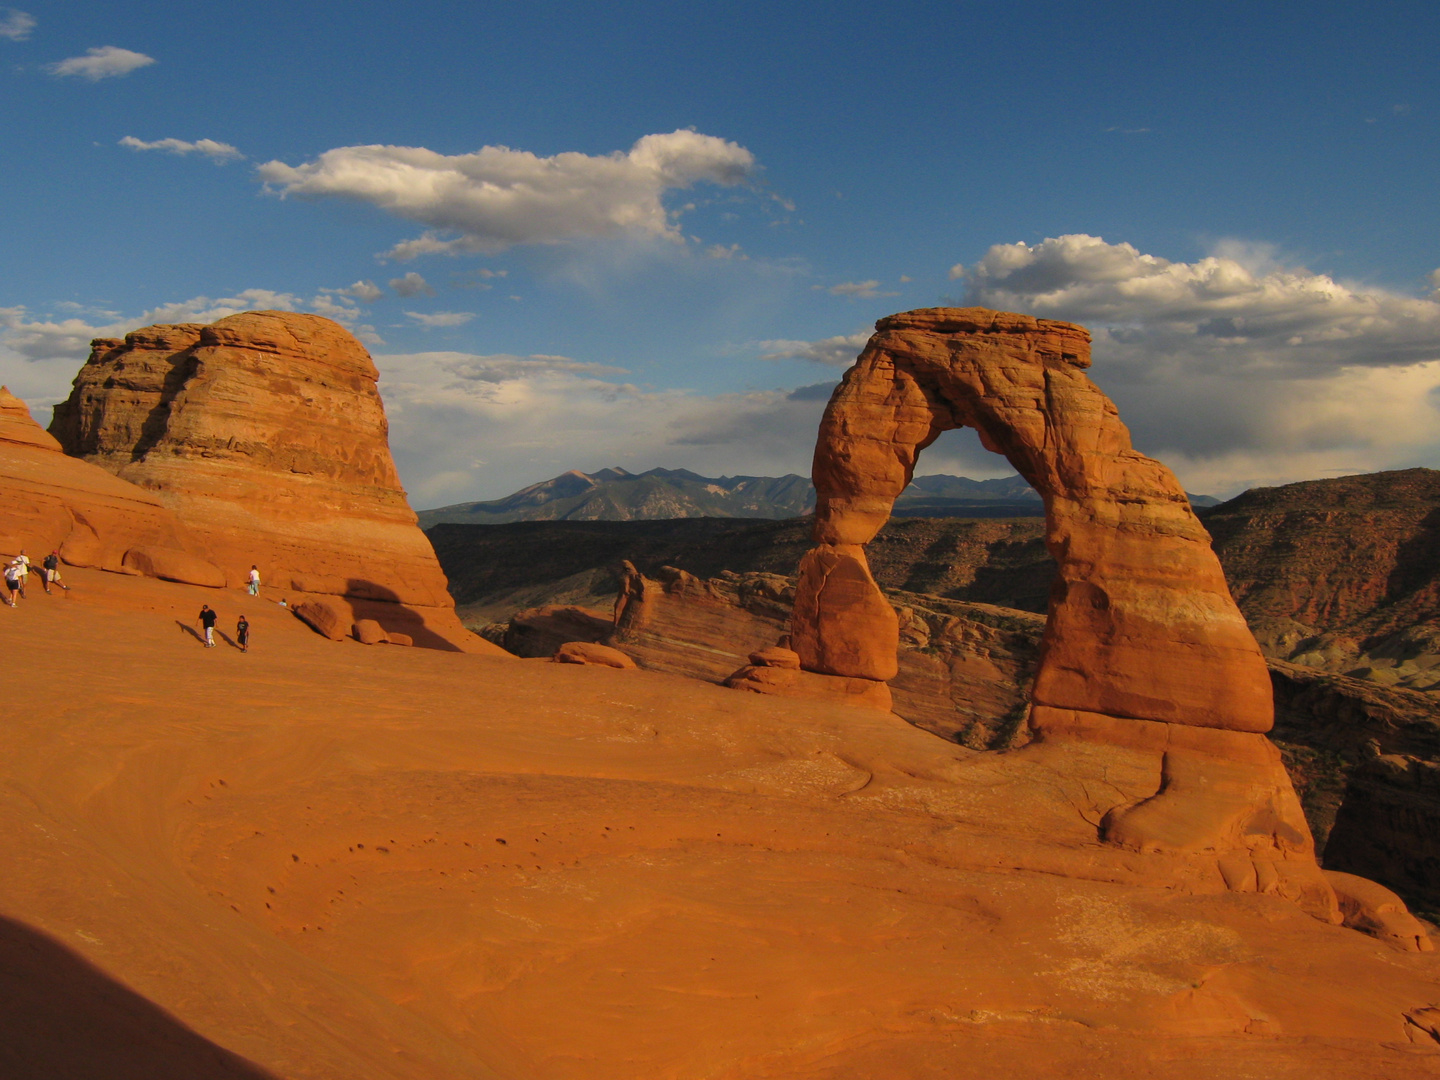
<box><xmin>793</xmin><ymin>308</ymin><xmax>1330</xmax><ymax>906</ymax></box>
<box><xmin>49</xmin><ymin>312</ymin><xmax>494</xmax><ymax>651</ymax></box>
<box><xmin>1</xmin><ymin>386</ymin><xmax>219</xmax><ymax>580</ymax></box>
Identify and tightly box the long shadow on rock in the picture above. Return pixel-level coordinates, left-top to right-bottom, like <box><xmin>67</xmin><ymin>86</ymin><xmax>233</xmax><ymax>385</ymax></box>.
<box><xmin>345</xmin><ymin>578</ymin><xmax>462</xmax><ymax>652</ymax></box>
<box><xmin>0</xmin><ymin>914</ymin><xmax>276</xmax><ymax>1080</ymax></box>
<box><xmin>174</xmin><ymin>619</ymin><xmax>205</xmax><ymax>644</ymax></box>
<box><xmin>1384</xmin><ymin>506</ymin><xmax>1440</xmax><ymax>615</ymax></box>
<box><xmin>130</xmin><ymin>348</ymin><xmax>200</xmax><ymax>463</ymax></box>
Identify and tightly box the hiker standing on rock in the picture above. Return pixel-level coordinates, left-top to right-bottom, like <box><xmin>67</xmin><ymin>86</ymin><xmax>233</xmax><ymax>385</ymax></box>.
<box><xmin>247</xmin><ymin>565</ymin><xmax>260</xmax><ymax>596</ymax></box>
<box><xmin>3</xmin><ymin>561</ymin><xmax>20</xmax><ymax>607</ymax></box>
<box><xmin>198</xmin><ymin>604</ymin><xmax>218</xmax><ymax>648</ymax></box>
<box><xmin>236</xmin><ymin>614</ymin><xmax>250</xmax><ymax>653</ymax></box>
<box><xmin>42</xmin><ymin>550</ymin><xmax>67</xmax><ymax>594</ymax></box>
<box><xmin>12</xmin><ymin>550</ymin><xmax>28</xmax><ymax>600</ymax></box>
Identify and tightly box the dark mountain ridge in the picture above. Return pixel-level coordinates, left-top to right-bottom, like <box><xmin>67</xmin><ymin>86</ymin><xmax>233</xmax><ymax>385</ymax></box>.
<box><xmin>419</xmin><ymin>465</ymin><xmax>1220</xmax><ymax>528</ymax></box>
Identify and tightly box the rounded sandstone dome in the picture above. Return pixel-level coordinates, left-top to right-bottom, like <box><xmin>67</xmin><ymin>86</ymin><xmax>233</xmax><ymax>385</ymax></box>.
<box><xmin>202</xmin><ymin>311</ymin><xmax>379</xmax><ymax>379</ymax></box>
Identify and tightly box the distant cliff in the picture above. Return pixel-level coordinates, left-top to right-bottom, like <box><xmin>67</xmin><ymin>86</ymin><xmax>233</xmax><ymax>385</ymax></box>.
<box><xmin>1204</xmin><ymin>467</ymin><xmax>1440</xmax><ymax>691</ymax></box>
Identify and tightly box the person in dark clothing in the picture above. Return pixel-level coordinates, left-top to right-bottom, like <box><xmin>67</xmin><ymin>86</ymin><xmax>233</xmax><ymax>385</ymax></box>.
<box><xmin>42</xmin><ymin>550</ymin><xmax>67</xmax><ymax>593</ymax></box>
<box><xmin>198</xmin><ymin>604</ymin><xmax>218</xmax><ymax>648</ymax></box>
<box><xmin>236</xmin><ymin>615</ymin><xmax>250</xmax><ymax>653</ymax></box>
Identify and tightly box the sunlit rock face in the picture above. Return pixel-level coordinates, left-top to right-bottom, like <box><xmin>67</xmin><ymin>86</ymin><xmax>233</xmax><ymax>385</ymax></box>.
<box><xmin>793</xmin><ymin>308</ymin><xmax>1333</xmax><ymax>908</ymax></box>
<box><xmin>49</xmin><ymin>311</ymin><xmax>485</xmax><ymax>649</ymax></box>
<box><xmin>1</xmin><ymin>384</ymin><xmax>217</xmax><ymax>581</ymax></box>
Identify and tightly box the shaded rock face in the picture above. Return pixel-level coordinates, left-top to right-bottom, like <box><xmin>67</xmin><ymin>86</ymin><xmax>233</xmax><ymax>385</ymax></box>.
<box><xmin>0</xmin><ymin>386</ymin><xmax>217</xmax><ymax>577</ymax></box>
<box><xmin>1204</xmin><ymin>468</ymin><xmax>1440</xmax><ymax>691</ymax></box>
<box><xmin>531</xmin><ymin>560</ymin><xmax>1042</xmax><ymax>744</ymax></box>
<box><xmin>49</xmin><ymin>312</ymin><xmax>481</xmax><ymax>649</ymax></box>
<box><xmin>795</xmin><ymin>308</ymin><xmax>1327</xmax><ymax>903</ymax></box>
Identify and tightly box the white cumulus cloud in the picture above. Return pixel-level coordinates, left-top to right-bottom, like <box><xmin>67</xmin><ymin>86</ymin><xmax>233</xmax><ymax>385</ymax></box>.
<box><xmin>377</xmin><ymin>351</ymin><xmax>829</xmax><ymax>506</ymax></box>
<box><xmin>406</xmin><ymin>310</ymin><xmax>474</xmax><ymax>328</ymax></box>
<box><xmin>48</xmin><ymin>45</ymin><xmax>155</xmax><ymax>80</ymax></box>
<box><xmin>389</xmin><ymin>271</ymin><xmax>435</xmax><ymax>297</ymax></box>
<box><xmin>119</xmin><ymin>136</ymin><xmax>243</xmax><ymax>162</ymax></box>
<box><xmin>825</xmin><ymin>280</ymin><xmax>898</xmax><ymax>299</ymax></box>
<box><xmin>759</xmin><ymin>331</ymin><xmax>871</xmax><ymax>367</ymax></box>
<box><xmin>333</xmin><ymin>280</ymin><xmax>383</xmax><ymax>303</ymax></box>
<box><xmin>257</xmin><ymin>129</ymin><xmax>757</xmax><ymax>259</ymax></box>
<box><xmin>953</xmin><ymin>233</ymin><xmax>1440</xmax><ymax>493</ymax></box>
<box><xmin>0</xmin><ymin>8</ymin><xmax>35</xmax><ymax>40</ymax></box>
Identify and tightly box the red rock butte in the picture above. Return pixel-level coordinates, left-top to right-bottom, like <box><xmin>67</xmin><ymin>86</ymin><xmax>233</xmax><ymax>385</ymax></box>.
<box><xmin>787</xmin><ymin>308</ymin><xmax>1329</xmax><ymax>903</ymax></box>
<box><xmin>48</xmin><ymin>311</ymin><xmax>486</xmax><ymax>650</ymax></box>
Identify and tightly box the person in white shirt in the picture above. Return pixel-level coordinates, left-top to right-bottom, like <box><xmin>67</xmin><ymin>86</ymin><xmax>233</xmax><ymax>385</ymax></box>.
<box><xmin>3</xmin><ymin>561</ymin><xmax>20</xmax><ymax>606</ymax></box>
<box><xmin>247</xmin><ymin>565</ymin><xmax>261</xmax><ymax>596</ymax></box>
<box><xmin>12</xmin><ymin>550</ymin><xmax>29</xmax><ymax>600</ymax></box>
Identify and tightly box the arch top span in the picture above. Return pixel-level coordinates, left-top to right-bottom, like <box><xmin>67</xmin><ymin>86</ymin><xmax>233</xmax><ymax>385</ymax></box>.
<box><xmin>796</xmin><ymin>306</ymin><xmax>1273</xmax><ymax>735</ymax></box>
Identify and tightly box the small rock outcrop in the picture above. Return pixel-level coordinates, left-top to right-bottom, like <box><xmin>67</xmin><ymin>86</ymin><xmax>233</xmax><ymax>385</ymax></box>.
<box><xmin>553</xmin><ymin>641</ymin><xmax>636</xmax><ymax>669</ymax></box>
<box><xmin>49</xmin><ymin>312</ymin><xmax>495</xmax><ymax>652</ymax></box>
<box><xmin>1</xmin><ymin>386</ymin><xmax>219</xmax><ymax>578</ymax></box>
<box><xmin>793</xmin><ymin>308</ymin><xmax>1331</xmax><ymax>911</ymax></box>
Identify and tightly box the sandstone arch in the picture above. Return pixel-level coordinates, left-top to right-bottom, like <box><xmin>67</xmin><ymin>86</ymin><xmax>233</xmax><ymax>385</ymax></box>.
<box><xmin>792</xmin><ymin>308</ymin><xmax>1326</xmax><ymax>890</ymax></box>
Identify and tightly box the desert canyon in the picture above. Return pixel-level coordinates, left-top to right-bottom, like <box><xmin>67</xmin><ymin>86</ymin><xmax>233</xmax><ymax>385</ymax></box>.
<box><xmin>5</xmin><ymin>308</ymin><xmax>1440</xmax><ymax>1079</ymax></box>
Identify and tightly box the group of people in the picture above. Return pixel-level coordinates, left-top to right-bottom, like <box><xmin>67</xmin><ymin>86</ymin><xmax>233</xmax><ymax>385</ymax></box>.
<box><xmin>196</xmin><ymin>564</ymin><xmax>262</xmax><ymax>651</ymax></box>
<box><xmin>196</xmin><ymin>605</ymin><xmax>249</xmax><ymax>651</ymax></box>
<box><xmin>5</xmin><ymin>542</ymin><xmax>262</xmax><ymax>656</ymax></box>
<box><xmin>4</xmin><ymin>549</ymin><xmax>68</xmax><ymax>607</ymax></box>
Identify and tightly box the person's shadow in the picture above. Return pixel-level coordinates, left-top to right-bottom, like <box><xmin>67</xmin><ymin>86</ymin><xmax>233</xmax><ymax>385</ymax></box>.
<box><xmin>175</xmin><ymin>621</ymin><xmax>205</xmax><ymax>644</ymax></box>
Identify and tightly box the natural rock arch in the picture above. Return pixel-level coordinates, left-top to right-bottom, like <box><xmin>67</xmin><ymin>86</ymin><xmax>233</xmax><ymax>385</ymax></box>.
<box><xmin>791</xmin><ymin>308</ymin><xmax>1329</xmax><ymax>899</ymax></box>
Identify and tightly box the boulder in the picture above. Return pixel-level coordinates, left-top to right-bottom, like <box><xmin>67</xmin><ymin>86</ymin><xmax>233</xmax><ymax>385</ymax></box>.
<box><xmin>386</xmin><ymin>632</ymin><xmax>413</xmax><ymax>647</ymax></box>
<box><xmin>725</xmin><ymin>663</ymin><xmax>893</xmax><ymax>712</ymax></box>
<box><xmin>748</xmin><ymin>645</ymin><xmax>801</xmax><ymax>669</ymax></box>
<box><xmin>49</xmin><ymin>312</ymin><xmax>484</xmax><ymax>651</ymax></box>
<box><xmin>121</xmin><ymin>546</ymin><xmax>226</xmax><ymax>588</ymax></box>
<box><xmin>553</xmin><ymin>642</ymin><xmax>636</xmax><ymax>669</ymax></box>
<box><xmin>294</xmin><ymin>597</ymin><xmax>350</xmax><ymax>641</ymax></box>
<box><xmin>352</xmin><ymin>619</ymin><xmax>389</xmax><ymax>645</ymax></box>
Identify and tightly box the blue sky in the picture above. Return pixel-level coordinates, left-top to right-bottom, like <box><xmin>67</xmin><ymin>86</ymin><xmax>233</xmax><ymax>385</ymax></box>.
<box><xmin>3</xmin><ymin>0</ymin><xmax>1438</xmax><ymax>505</ymax></box>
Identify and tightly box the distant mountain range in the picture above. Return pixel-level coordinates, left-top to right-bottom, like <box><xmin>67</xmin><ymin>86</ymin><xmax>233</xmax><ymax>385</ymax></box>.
<box><xmin>416</xmin><ymin>466</ymin><xmax>1218</xmax><ymax>527</ymax></box>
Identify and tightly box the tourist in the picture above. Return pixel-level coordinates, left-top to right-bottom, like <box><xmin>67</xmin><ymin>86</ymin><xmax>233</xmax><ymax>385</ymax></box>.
<box><xmin>247</xmin><ymin>564</ymin><xmax>260</xmax><ymax>596</ymax></box>
<box><xmin>42</xmin><ymin>550</ymin><xmax>67</xmax><ymax>593</ymax></box>
<box><xmin>12</xmin><ymin>550</ymin><xmax>29</xmax><ymax>600</ymax></box>
<box><xmin>236</xmin><ymin>614</ymin><xmax>250</xmax><ymax>653</ymax></box>
<box><xmin>198</xmin><ymin>604</ymin><xmax>218</xmax><ymax>647</ymax></box>
<box><xmin>3</xmin><ymin>561</ymin><xmax>19</xmax><ymax>607</ymax></box>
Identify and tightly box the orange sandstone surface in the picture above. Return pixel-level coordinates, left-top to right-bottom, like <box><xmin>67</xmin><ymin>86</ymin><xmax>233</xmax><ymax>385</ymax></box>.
<box><xmin>0</xmin><ymin>385</ymin><xmax>218</xmax><ymax>578</ymax></box>
<box><xmin>48</xmin><ymin>312</ymin><xmax>488</xmax><ymax>651</ymax></box>
<box><xmin>4</xmin><ymin>569</ymin><xmax>1440</xmax><ymax>1079</ymax></box>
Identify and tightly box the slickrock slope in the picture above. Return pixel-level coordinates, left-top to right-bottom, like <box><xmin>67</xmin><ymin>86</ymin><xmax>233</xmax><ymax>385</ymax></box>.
<box><xmin>0</xmin><ymin>386</ymin><xmax>218</xmax><ymax>579</ymax></box>
<box><xmin>5</xmin><ymin>568</ymin><xmax>1440</xmax><ymax>1079</ymax></box>
<box><xmin>500</xmin><ymin>560</ymin><xmax>1440</xmax><ymax>911</ymax></box>
<box><xmin>49</xmin><ymin>312</ymin><xmax>491</xmax><ymax>651</ymax></box>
